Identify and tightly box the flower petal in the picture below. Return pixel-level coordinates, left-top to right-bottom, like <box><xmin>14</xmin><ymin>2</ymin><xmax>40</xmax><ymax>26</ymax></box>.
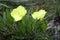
<box><xmin>11</xmin><ymin>5</ymin><xmax>27</xmax><ymax>22</ymax></box>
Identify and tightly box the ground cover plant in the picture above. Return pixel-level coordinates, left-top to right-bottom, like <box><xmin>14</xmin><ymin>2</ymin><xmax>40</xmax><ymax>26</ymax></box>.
<box><xmin>0</xmin><ymin>0</ymin><xmax>60</xmax><ymax>40</ymax></box>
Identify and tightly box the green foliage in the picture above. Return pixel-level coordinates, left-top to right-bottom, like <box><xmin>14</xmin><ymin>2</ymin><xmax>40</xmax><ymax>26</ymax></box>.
<box><xmin>1</xmin><ymin>0</ymin><xmax>60</xmax><ymax>39</ymax></box>
<box><xmin>0</xmin><ymin>5</ymin><xmax>50</xmax><ymax>40</ymax></box>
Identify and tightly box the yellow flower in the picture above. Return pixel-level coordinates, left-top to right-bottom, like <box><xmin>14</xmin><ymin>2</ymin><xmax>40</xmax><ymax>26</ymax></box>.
<box><xmin>11</xmin><ymin>6</ymin><xmax>27</xmax><ymax>21</ymax></box>
<box><xmin>32</xmin><ymin>12</ymin><xmax>40</xmax><ymax>20</ymax></box>
<box><xmin>32</xmin><ymin>9</ymin><xmax>47</xmax><ymax>20</ymax></box>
